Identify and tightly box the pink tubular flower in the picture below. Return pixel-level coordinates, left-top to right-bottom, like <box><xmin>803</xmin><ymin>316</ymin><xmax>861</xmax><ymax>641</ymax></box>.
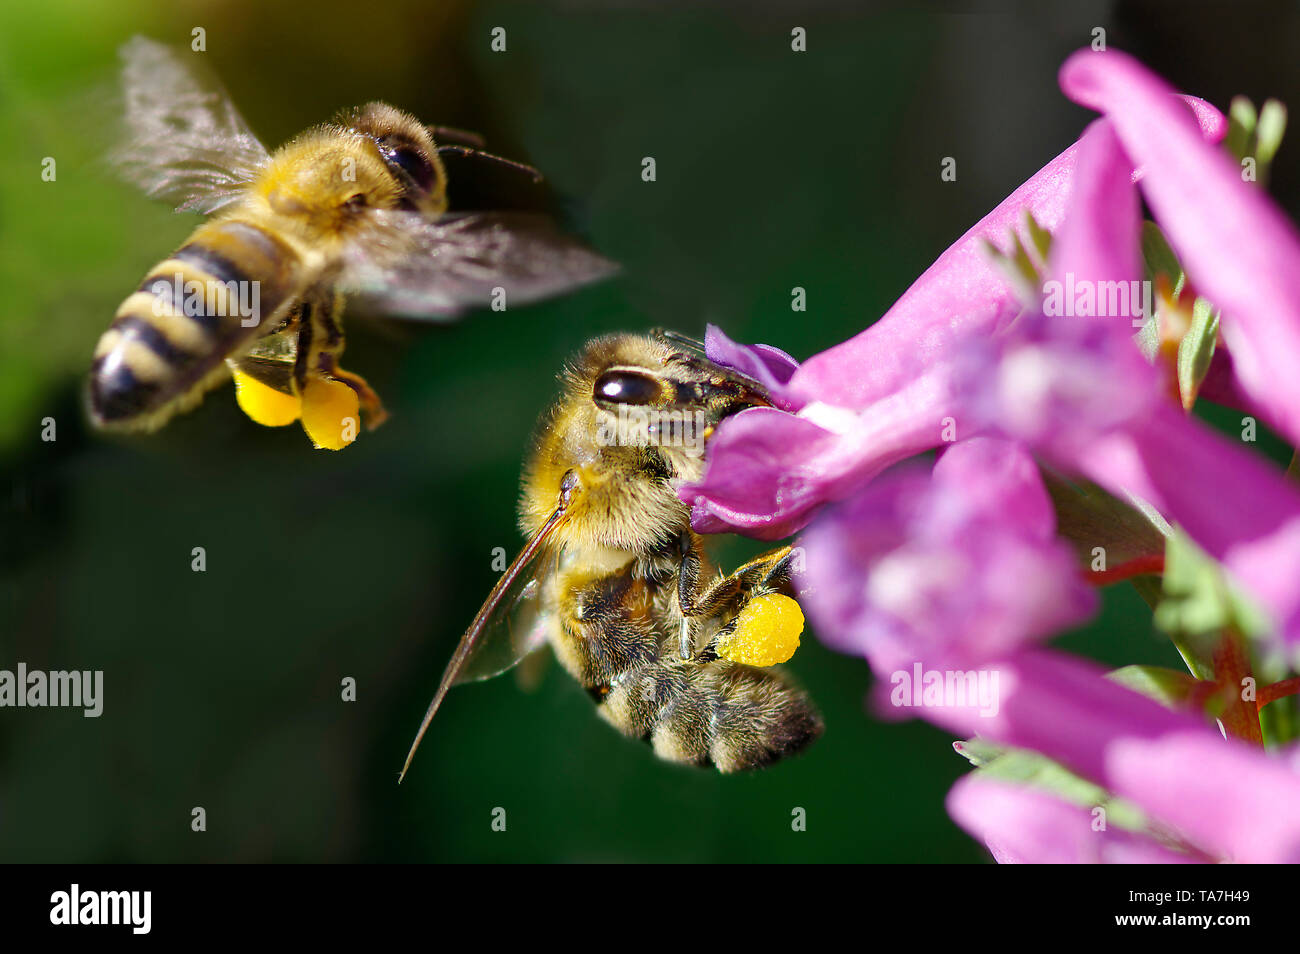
<box><xmin>799</xmin><ymin>438</ymin><xmax>1095</xmax><ymax>674</ymax></box>
<box><xmin>946</xmin><ymin>777</ymin><xmax>1200</xmax><ymax>864</ymax></box>
<box><xmin>682</xmin><ymin>96</ymin><xmax>1228</xmax><ymax>541</ymax></box>
<box><xmin>929</xmin><ymin>652</ymin><xmax>1300</xmax><ymax>863</ymax></box>
<box><xmin>686</xmin><ymin>47</ymin><xmax>1300</xmax><ymax>863</ymax></box>
<box><xmin>694</xmin><ymin>54</ymin><xmax>1300</xmax><ymax>647</ymax></box>
<box><xmin>978</xmin><ymin>110</ymin><xmax>1300</xmax><ymax>646</ymax></box>
<box><xmin>1061</xmin><ymin>48</ymin><xmax>1300</xmax><ymax>450</ymax></box>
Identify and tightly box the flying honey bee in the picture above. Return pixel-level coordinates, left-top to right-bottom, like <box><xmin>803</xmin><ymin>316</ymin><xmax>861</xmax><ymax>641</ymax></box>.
<box><xmin>92</xmin><ymin>36</ymin><xmax>616</xmax><ymax>448</ymax></box>
<box><xmin>400</xmin><ymin>331</ymin><xmax>823</xmax><ymax>778</ymax></box>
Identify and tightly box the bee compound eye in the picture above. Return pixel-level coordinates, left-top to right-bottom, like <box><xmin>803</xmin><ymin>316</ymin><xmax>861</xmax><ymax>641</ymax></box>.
<box><xmin>378</xmin><ymin>139</ymin><xmax>436</xmax><ymax>193</ymax></box>
<box><xmin>593</xmin><ymin>370</ymin><xmax>661</xmax><ymax>406</ymax></box>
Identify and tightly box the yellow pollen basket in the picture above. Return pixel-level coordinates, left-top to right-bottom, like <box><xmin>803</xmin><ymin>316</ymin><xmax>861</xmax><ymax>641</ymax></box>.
<box><xmin>300</xmin><ymin>376</ymin><xmax>360</xmax><ymax>450</ymax></box>
<box><xmin>715</xmin><ymin>593</ymin><xmax>804</xmax><ymax>667</ymax></box>
<box><xmin>231</xmin><ymin>370</ymin><xmax>359</xmax><ymax>450</ymax></box>
<box><xmin>232</xmin><ymin>370</ymin><xmax>302</xmax><ymax>427</ymax></box>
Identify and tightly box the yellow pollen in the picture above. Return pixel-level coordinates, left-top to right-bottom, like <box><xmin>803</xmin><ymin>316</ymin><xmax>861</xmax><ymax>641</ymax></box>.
<box><xmin>233</xmin><ymin>369</ymin><xmax>302</xmax><ymax>427</ymax></box>
<box><xmin>301</xmin><ymin>375</ymin><xmax>360</xmax><ymax>450</ymax></box>
<box><xmin>715</xmin><ymin>593</ymin><xmax>804</xmax><ymax>667</ymax></box>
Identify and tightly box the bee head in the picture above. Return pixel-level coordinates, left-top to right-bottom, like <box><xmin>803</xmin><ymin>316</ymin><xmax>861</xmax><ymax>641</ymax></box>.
<box><xmin>518</xmin><ymin>334</ymin><xmax>772</xmax><ymax>554</ymax></box>
<box><xmin>340</xmin><ymin>102</ymin><xmax>449</xmax><ymax>215</ymax></box>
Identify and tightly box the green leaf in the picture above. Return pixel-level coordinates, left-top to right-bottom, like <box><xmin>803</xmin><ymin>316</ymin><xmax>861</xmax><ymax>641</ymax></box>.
<box><xmin>1260</xmin><ymin>692</ymin><xmax>1300</xmax><ymax>749</ymax></box>
<box><xmin>1176</xmin><ymin>297</ymin><xmax>1219</xmax><ymax>410</ymax></box>
<box><xmin>1107</xmin><ymin>665</ymin><xmax>1201</xmax><ymax>709</ymax></box>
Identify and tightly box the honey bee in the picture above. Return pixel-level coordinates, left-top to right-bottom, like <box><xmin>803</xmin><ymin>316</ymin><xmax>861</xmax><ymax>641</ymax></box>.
<box><xmin>92</xmin><ymin>37</ymin><xmax>616</xmax><ymax>448</ymax></box>
<box><xmin>400</xmin><ymin>331</ymin><xmax>823</xmax><ymax>778</ymax></box>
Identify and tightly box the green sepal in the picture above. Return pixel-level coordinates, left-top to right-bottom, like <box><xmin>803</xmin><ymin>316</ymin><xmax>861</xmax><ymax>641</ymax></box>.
<box><xmin>1226</xmin><ymin>96</ymin><xmax>1257</xmax><ymax>161</ymax></box>
<box><xmin>1256</xmin><ymin>99</ymin><xmax>1288</xmax><ymax>167</ymax></box>
<box><xmin>1226</xmin><ymin>95</ymin><xmax>1288</xmax><ymax>187</ymax></box>
<box><xmin>1176</xmin><ymin>297</ymin><xmax>1220</xmax><ymax>410</ymax></box>
<box><xmin>1041</xmin><ymin>470</ymin><xmax>1167</xmax><ymax>568</ymax></box>
<box><xmin>1154</xmin><ymin>530</ymin><xmax>1273</xmax><ymax>681</ymax></box>
<box><xmin>1140</xmin><ymin>220</ymin><xmax>1185</xmax><ymax>300</ymax></box>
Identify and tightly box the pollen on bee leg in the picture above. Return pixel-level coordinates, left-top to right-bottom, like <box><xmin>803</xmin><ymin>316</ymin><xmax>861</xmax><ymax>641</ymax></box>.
<box><xmin>232</xmin><ymin>369</ymin><xmax>302</xmax><ymax>427</ymax></box>
<box><xmin>301</xmin><ymin>374</ymin><xmax>361</xmax><ymax>450</ymax></box>
<box><xmin>715</xmin><ymin>593</ymin><xmax>804</xmax><ymax>667</ymax></box>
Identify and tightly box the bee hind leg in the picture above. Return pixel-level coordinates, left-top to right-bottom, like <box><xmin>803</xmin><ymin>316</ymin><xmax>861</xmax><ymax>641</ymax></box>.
<box><xmin>309</xmin><ymin>293</ymin><xmax>388</xmax><ymax>430</ymax></box>
<box><xmin>676</xmin><ymin>539</ymin><xmax>796</xmax><ymax>660</ymax></box>
<box><xmin>324</xmin><ymin>364</ymin><xmax>390</xmax><ymax>430</ymax></box>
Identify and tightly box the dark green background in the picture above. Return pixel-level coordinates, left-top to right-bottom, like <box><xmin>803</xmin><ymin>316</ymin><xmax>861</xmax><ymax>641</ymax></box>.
<box><xmin>1</xmin><ymin>1</ymin><xmax>1296</xmax><ymax>861</ymax></box>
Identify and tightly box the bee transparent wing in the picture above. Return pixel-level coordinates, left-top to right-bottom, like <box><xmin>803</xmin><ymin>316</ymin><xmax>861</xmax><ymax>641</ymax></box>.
<box><xmin>112</xmin><ymin>36</ymin><xmax>270</xmax><ymax>214</ymax></box>
<box><xmin>225</xmin><ymin>321</ymin><xmax>300</xmax><ymax>395</ymax></box>
<box><xmin>342</xmin><ymin>210</ymin><xmax>619</xmax><ymax>320</ymax></box>
<box><xmin>453</xmin><ymin>553</ymin><xmax>555</xmax><ymax>684</ymax></box>
<box><xmin>400</xmin><ymin>502</ymin><xmax>572</xmax><ymax>780</ymax></box>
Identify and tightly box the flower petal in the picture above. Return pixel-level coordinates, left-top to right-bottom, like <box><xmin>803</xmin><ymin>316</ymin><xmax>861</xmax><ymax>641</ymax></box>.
<box><xmin>914</xmin><ymin>649</ymin><xmax>1300</xmax><ymax>862</ymax></box>
<box><xmin>1062</xmin><ymin>47</ymin><xmax>1300</xmax><ymax>448</ymax></box>
<box><xmin>684</xmin><ymin>353</ymin><xmax>971</xmax><ymax>538</ymax></box>
<box><xmin>799</xmin><ymin>439</ymin><xmax>1095</xmax><ymax>672</ymax></box>
<box><xmin>703</xmin><ymin>324</ymin><xmax>801</xmax><ymax>409</ymax></box>
<box><xmin>787</xmin><ymin>141</ymin><xmax>1079</xmax><ymax>411</ymax></box>
<box><xmin>1106</xmin><ymin>731</ymin><xmax>1300</xmax><ymax>863</ymax></box>
<box><xmin>1075</xmin><ymin>403</ymin><xmax>1300</xmax><ymax>644</ymax></box>
<box><xmin>947</xmin><ymin>776</ymin><xmax>1199</xmax><ymax>864</ymax></box>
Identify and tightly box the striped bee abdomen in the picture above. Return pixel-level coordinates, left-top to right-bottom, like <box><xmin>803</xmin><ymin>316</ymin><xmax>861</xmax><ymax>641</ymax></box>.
<box><xmin>90</xmin><ymin>219</ymin><xmax>299</xmax><ymax>430</ymax></box>
<box><xmin>595</xmin><ymin>658</ymin><xmax>823</xmax><ymax>773</ymax></box>
<box><xmin>552</xmin><ymin>569</ymin><xmax>823</xmax><ymax>773</ymax></box>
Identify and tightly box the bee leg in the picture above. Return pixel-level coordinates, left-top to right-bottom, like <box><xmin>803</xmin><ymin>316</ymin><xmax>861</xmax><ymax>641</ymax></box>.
<box><xmin>322</xmin><ymin>363</ymin><xmax>390</xmax><ymax>429</ymax></box>
<box><xmin>677</xmin><ymin>541</ymin><xmax>797</xmax><ymax>659</ymax></box>
<box><xmin>309</xmin><ymin>294</ymin><xmax>389</xmax><ymax>429</ymax></box>
<box><xmin>292</xmin><ymin>301</ymin><xmax>315</xmax><ymax>395</ymax></box>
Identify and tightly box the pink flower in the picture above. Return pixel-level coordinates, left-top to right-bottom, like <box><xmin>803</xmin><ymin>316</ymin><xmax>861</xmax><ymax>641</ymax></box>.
<box><xmin>682</xmin><ymin>95</ymin><xmax>1227</xmax><ymax>541</ymax></box>
<box><xmin>947</xmin><ymin>777</ymin><xmax>1200</xmax><ymax>864</ymax></box>
<box><xmin>800</xmin><ymin>438</ymin><xmax>1095</xmax><ymax>674</ymax></box>
<box><xmin>687</xmin><ymin>47</ymin><xmax>1300</xmax><ymax>863</ymax></box>
<box><xmin>933</xmin><ymin>652</ymin><xmax>1300</xmax><ymax>863</ymax></box>
<box><xmin>1062</xmin><ymin>48</ymin><xmax>1300</xmax><ymax>450</ymax></box>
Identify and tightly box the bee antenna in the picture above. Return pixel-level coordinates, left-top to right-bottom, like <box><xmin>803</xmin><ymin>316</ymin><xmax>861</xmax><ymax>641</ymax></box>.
<box><xmin>652</xmin><ymin>328</ymin><xmax>706</xmax><ymax>354</ymax></box>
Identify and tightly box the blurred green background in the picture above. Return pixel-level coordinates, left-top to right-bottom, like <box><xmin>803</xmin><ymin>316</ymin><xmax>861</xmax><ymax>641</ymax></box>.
<box><xmin>1</xmin><ymin>0</ymin><xmax>1297</xmax><ymax>862</ymax></box>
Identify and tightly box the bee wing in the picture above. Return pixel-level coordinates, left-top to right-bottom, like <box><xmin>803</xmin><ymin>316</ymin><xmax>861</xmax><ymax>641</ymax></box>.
<box><xmin>398</xmin><ymin>504</ymin><xmax>571</xmax><ymax>781</ymax></box>
<box><xmin>225</xmin><ymin>322</ymin><xmax>301</xmax><ymax>395</ymax></box>
<box><xmin>226</xmin><ymin>353</ymin><xmax>296</xmax><ymax>396</ymax></box>
<box><xmin>341</xmin><ymin>210</ymin><xmax>619</xmax><ymax>320</ymax></box>
<box><xmin>111</xmin><ymin>36</ymin><xmax>270</xmax><ymax>214</ymax></box>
